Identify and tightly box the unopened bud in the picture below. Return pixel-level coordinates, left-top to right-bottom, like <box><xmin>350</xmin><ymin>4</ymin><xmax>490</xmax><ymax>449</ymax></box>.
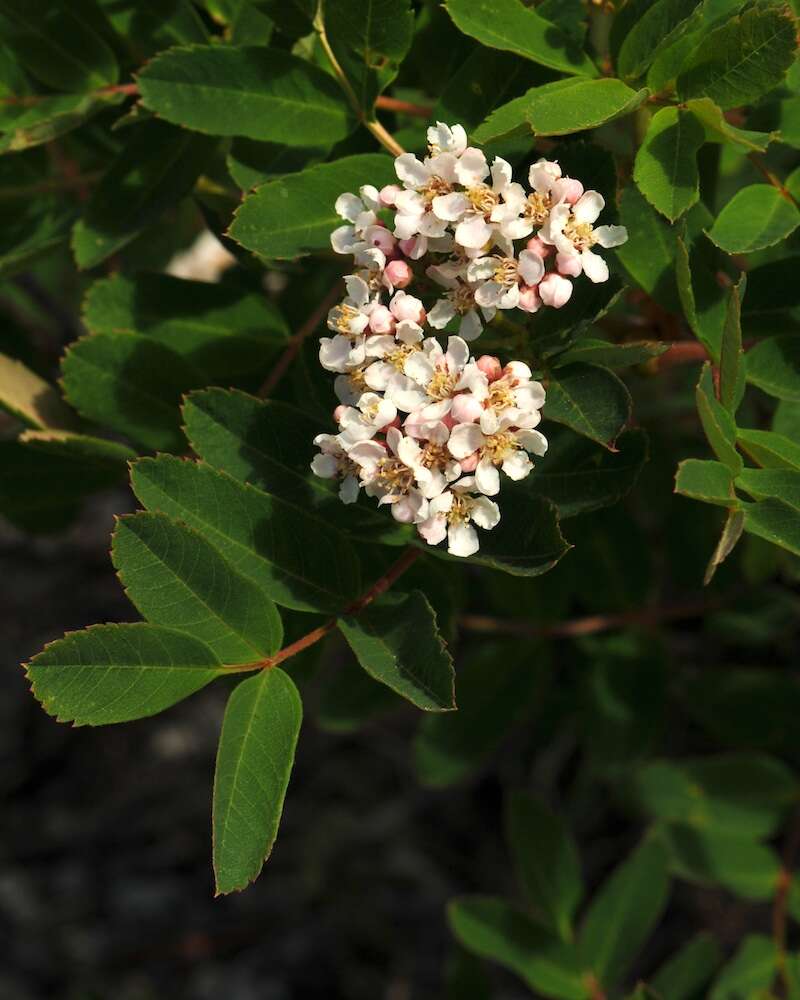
<box><xmin>385</xmin><ymin>259</ymin><xmax>413</xmax><ymax>288</ymax></box>
<box><xmin>539</xmin><ymin>273</ymin><xmax>573</xmax><ymax>309</ymax></box>
<box><xmin>476</xmin><ymin>355</ymin><xmax>502</xmax><ymax>381</ymax></box>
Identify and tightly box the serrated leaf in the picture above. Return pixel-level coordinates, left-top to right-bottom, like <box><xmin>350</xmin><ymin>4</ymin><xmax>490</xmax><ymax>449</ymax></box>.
<box><xmin>527</xmin><ymin>428</ymin><xmax>648</xmax><ymax>518</ymax></box>
<box><xmin>226</xmin><ymin>140</ymin><xmax>325</xmax><ymax>191</ymax></box>
<box><xmin>554</xmin><ymin>339</ymin><xmax>667</xmax><ymax>369</ymax></box>
<box><xmin>707</xmin><ymin>184</ymin><xmax>800</xmax><ymax>254</ymax></box>
<box><xmin>544</xmin><ymin>364</ymin><xmax>631</xmax><ymax>449</ymax></box>
<box><xmin>72</xmin><ymin>121</ymin><xmax>217</xmax><ymax>269</ymax></box>
<box><xmin>616</xmin><ymin>0</ymin><xmax>699</xmax><ymax>80</ymax></box>
<box><xmin>0</xmin><ymin>352</ymin><xmax>76</xmax><ymax>429</ymax></box>
<box><xmin>112</xmin><ymin>512</ymin><xmax>283</xmax><ymax>664</ymax></box>
<box><xmin>506</xmin><ymin>792</ymin><xmax>582</xmax><ymax>942</ymax></box>
<box><xmin>17</xmin><ymin>429</ymin><xmax>136</xmax><ymax>466</ymax></box>
<box><xmin>634</xmin><ymin>754</ymin><xmax>796</xmax><ymax>838</ymax></box>
<box><xmin>324</xmin><ymin>0</ymin><xmax>414</xmax><ymax>112</ymax></box>
<box><xmin>578</xmin><ymin>837</ymin><xmax>670</xmax><ymax>991</ymax></box>
<box><xmin>0</xmin><ymin>91</ymin><xmax>124</xmax><ymax>154</ymax></box>
<box><xmin>82</xmin><ymin>273</ymin><xmax>288</xmax><ymax>381</ymax></box>
<box><xmin>675</xmin><ymin>459</ymin><xmax>735</xmax><ymax>506</ymax></box>
<box><xmin>688</xmin><ymin>96</ymin><xmax>776</xmax><ymax>152</ymax></box>
<box><xmin>709</xmin><ymin>935</ymin><xmax>777</xmax><ymax>1000</ymax></box>
<box><xmin>634</xmin><ymin>107</ymin><xmax>704</xmax><ymax>221</ymax></box>
<box><xmin>448</xmin><ymin>897</ymin><xmax>587</xmax><ymax>1000</ymax></box>
<box><xmin>746</xmin><ymin>334</ymin><xmax>800</xmax><ymax>401</ymax></box>
<box><xmin>414</xmin><ymin>640</ymin><xmax>544</xmax><ymax>788</ymax></box>
<box><xmin>704</xmin><ymin>505</ymin><xmax>745</xmax><ymax>584</ymax></box>
<box><xmin>651</xmin><ymin>933</ymin><xmax>722</xmax><ymax>1000</ymax></box>
<box><xmin>696</xmin><ymin>363</ymin><xmax>742</xmax><ymax>475</ymax></box>
<box><xmin>444</xmin><ymin>0</ymin><xmax>597</xmax><ymax>77</ymax></box>
<box><xmin>737</xmin><ymin>428</ymin><xmax>800</xmax><ymax>470</ymax></box>
<box><xmin>229</xmin><ymin>153</ymin><xmax>396</xmax><ymax>260</ymax></box>
<box><xmin>743</xmin><ymin>496</ymin><xmax>800</xmax><ymax>556</ymax></box>
<box><xmin>737</xmin><ymin>467</ymin><xmax>800</xmax><ymax>509</ymax></box>
<box><xmin>718</xmin><ymin>274</ymin><xmax>746</xmax><ymax>413</ymax></box>
<box><xmin>131</xmin><ymin>455</ymin><xmax>361</xmax><ymax>613</ymax></box>
<box><xmin>137</xmin><ymin>45</ymin><xmax>355</xmax><ymax>146</ymax></box>
<box><xmin>0</xmin><ymin>0</ymin><xmax>118</xmax><ymax>91</ymax></box>
<box><xmin>212</xmin><ymin>667</ymin><xmax>301</xmax><ymax>894</ymax></box>
<box><xmin>26</xmin><ymin>622</ymin><xmax>223</xmax><ymax>725</ymax></box>
<box><xmin>338</xmin><ymin>590</ymin><xmax>454</xmax><ymax>711</ymax></box>
<box><xmin>60</xmin><ymin>333</ymin><xmax>204</xmax><ymax>452</ymax></box>
<box><xmin>676</xmin><ymin>3</ymin><xmax>797</xmax><ymax>110</ymax></box>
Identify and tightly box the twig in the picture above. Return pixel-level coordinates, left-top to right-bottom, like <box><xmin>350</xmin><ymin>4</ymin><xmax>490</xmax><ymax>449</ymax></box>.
<box><xmin>256</xmin><ymin>279</ymin><xmax>343</xmax><ymax>398</ymax></box>
<box><xmin>459</xmin><ymin>597</ymin><xmax>719</xmax><ymax>640</ymax></box>
<box><xmin>748</xmin><ymin>153</ymin><xmax>800</xmax><ymax>209</ymax></box>
<box><xmin>375</xmin><ymin>95</ymin><xmax>432</xmax><ymax>119</ymax></box>
<box><xmin>313</xmin><ymin>1</ymin><xmax>407</xmax><ymax>157</ymax></box>
<box><xmin>226</xmin><ymin>547</ymin><xmax>422</xmax><ymax>673</ymax></box>
<box><xmin>773</xmin><ymin>804</ymin><xmax>800</xmax><ymax>997</ymax></box>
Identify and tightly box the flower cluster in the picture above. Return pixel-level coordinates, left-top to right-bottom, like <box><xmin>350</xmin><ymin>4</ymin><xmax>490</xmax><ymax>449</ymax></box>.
<box><xmin>310</xmin><ymin>122</ymin><xmax>628</xmax><ymax>557</ymax></box>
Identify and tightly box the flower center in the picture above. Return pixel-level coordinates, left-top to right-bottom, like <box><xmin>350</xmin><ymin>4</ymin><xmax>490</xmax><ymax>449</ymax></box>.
<box><xmin>486</xmin><ymin>378</ymin><xmax>516</xmax><ymax>411</ymax></box>
<box><xmin>387</xmin><ymin>343</ymin><xmax>420</xmax><ymax>371</ymax></box>
<box><xmin>563</xmin><ymin>218</ymin><xmax>595</xmax><ymax>251</ymax></box>
<box><xmin>338</xmin><ymin>454</ymin><xmax>360</xmax><ymax>480</ymax></box>
<box><xmin>376</xmin><ymin>457</ymin><xmax>415</xmax><ymax>493</ymax></box>
<box><xmin>427</xmin><ymin>368</ymin><xmax>458</xmax><ymax>400</ymax></box>
<box><xmin>420</xmin><ymin>442</ymin><xmax>451</xmax><ymax>470</ymax></box>
<box><xmin>329</xmin><ymin>303</ymin><xmax>362</xmax><ymax>335</ymax></box>
<box><xmin>447</xmin><ymin>495</ymin><xmax>472</xmax><ymax>524</ymax></box>
<box><xmin>525</xmin><ymin>191</ymin><xmax>551</xmax><ymax>225</ymax></box>
<box><xmin>482</xmin><ymin>431</ymin><xmax>517</xmax><ymax>465</ymax></box>
<box><xmin>492</xmin><ymin>257</ymin><xmax>519</xmax><ymax>288</ymax></box>
<box><xmin>421</xmin><ymin>175</ymin><xmax>453</xmax><ymax>205</ymax></box>
<box><xmin>347</xmin><ymin>367</ymin><xmax>368</xmax><ymax>393</ymax></box>
<box><xmin>448</xmin><ymin>281</ymin><xmax>477</xmax><ymax>315</ymax></box>
<box><xmin>467</xmin><ymin>184</ymin><xmax>499</xmax><ymax>217</ymax></box>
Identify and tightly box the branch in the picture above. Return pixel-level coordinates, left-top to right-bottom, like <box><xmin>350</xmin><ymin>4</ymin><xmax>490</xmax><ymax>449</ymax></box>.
<box><xmin>256</xmin><ymin>279</ymin><xmax>343</xmax><ymax>399</ymax></box>
<box><xmin>375</xmin><ymin>95</ymin><xmax>432</xmax><ymax>119</ymax></box>
<box><xmin>748</xmin><ymin>153</ymin><xmax>800</xmax><ymax>209</ymax></box>
<box><xmin>226</xmin><ymin>546</ymin><xmax>422</xmax><ymax>673</ymax></box>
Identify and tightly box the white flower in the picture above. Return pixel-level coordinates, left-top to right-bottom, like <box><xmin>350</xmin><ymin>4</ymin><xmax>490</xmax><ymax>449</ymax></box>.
<box><xmin>432</xmin><ymin>155</ymin><xmax>519</xmax><ymax>251</ymax></box>
<box><xmin>467</xmin><ymin>249</ymin><xmax>544</xmax><ymax>310</ymax></box>
<box><xmin>540</xmin><ymin>191</ymin><xmax>627</xmax><ymax>284</ymax></box>
<box><xmin>427</xmin><ymin>121</ymin><xmax>468</xmax><ymax>157</ymax></box>
<box><xmin>427</xmin><ymin>264</ymin><xmax>495</xmax><ymax>341</ymax></box>
<box><xmin>400</xmin><ymin>336</ymin><xmax>487</xmax><ymax>424</ymax></box>
<box><xmin>330</xmin><ymin>186</ymin><xmax>382</xmax><ymax>255</ymax></box>
<box><xmin>310</xmin><ymin>434</ymin><xmax>361</xmax><ymax>504</ymax></box>
<box><xmin>447</xmin><ymin>415</ymin><xmax>548</xmax><ymax>496</ymax></box>
<box><xmin>337</xmin><ymin>392</ymin><xmax>398</xmax><ymax>446</ymax></box>
<box><xmin>479</xmin><ymin>361</ymin><xmax>546</xmax><ymax>428</ymax></box>
<box><xmin>393</xmin><ymin>149</ymin><xmax>460</xmax><ymax>241</ymax></box>
<box><xmin>417</xmin><ymin>477</ymin><xmax>500</xmax><ymax>557</ymax></box>
<box><xmin>348</xmin><ymin>427</ymin><xmax>440</xmax><ymax>522</ymax></box>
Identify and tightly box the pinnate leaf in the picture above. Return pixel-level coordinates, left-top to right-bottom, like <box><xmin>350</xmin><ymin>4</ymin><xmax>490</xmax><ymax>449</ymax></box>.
<box><xmin>213</xmin><ymin>668</ymin><xmax>301</xmax><ymax>894</ymax></box>
<box><xmin>112</xmin><ymin>512</ymin><xmax>283</xmax><ymax>664</ymax></box>
<box><xmin>26</xmin><ymin>623</ymin><xmax>223</xmax><ymax>726</ymax></box>
<box><xmin>137</xmin><ymin>45</ymin><xmax>355</xmax><ymax>146</ymax></box>
<box><xmin>339</xmin><ymin>590</ymin><xmax>455</xmax><ymax>712</ymax></box>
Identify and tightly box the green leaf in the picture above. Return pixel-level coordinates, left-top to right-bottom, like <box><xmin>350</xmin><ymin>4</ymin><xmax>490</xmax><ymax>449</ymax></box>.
<box><xmin>633</xmin><ymin>107</ymin><xmax>705</xmax><ymax>221</ymax></box>
<box><xmin>578</xmin><ymin>837</ymin><xmax>670</xmax><ymax>991</ymax></box>
<box><xmin>0</xmin><ymin>0</ymin><xmax>118</xmax><ymax>91</ymax></box>
<box><xmin>527</xmin><ymin>428</ymin><xmax>648</xmax><ymax>519</ymax></box>
<box><xmin>0</xmin><ymin>200</ymin><xmax>72</xmax><ymax>278</ymax></box>
<box><xmin>651</xmin><ymin>933</ymin><xmax>722</xmax><ymax>1000</ymax></box>
<box><xmin>707</xmin><ymin>184</ymin><xmax>800</xmax><ymax>254</ymax></box>
<box><xmin>0</xmin><ymin>352</ymin><xmax>76</xmax><ymax>430</ymax></box>
<box><xmin>675</xmin><ymin>459</ymin><xmax>735</xmax><ymax>506</ymax></box>
<box><xmin>212</xmin><ymin>667</ymin><xmax>301</xmax><ymax>894</ymax></box>
<box><xmin>696</xmin><ymin>363</ymin><xmax>742</xmax><ymax>475</ymax></box>
<box><xmin>675</xmin><ymin>230</ymin><xmax>727</xmax><ymax>359</ymax></box>
<box><xmin>112</xmin><ymin>512</ymin><xmax>283</xmax><ymax>664</ymax></box>
<box><xmin>83</xmin><ymin>273</ymin><xmax>288</xmax><ymax>381</ymax></box>
<box><xmin>414</xmin><ymin>640</ymin><xmax>544</xmax><ymax>787</ymax></box>
<box><xmin>323</xmin><ymin>0</ymin><xmax>414</xmax><ymax>112</ymax></box>
<box><xmin>131</xmin><ymin>455</ymin><xmax>361</xmax><ymax>613</ymax></box>
<box><xmin>718</xmin><ymin>274</ymin><xmax>746</xmax><ymax>413</ymax></box>
<box><xmin>616</xmin><ymin>0</ymin><xmax>700</xmax><ymax>80</ymax></box>
<box><xmin>659</xmin><ymin>824</ymin><xmax>780</xmax><ymax>900</ymax></box>
<box><xmin>554</xmin><ymin>338</ymin><xmax>668</xmax><ymax>369</ymax></box>
<box><xmin>338</xmin><ymin>590</ymin><xmax>454</xmax><ymax>712</ymax></box>
<box><xmin>475</xmin><ymin>78</ymin><xmax>647</xmax><ymax>142</ymax></box>
<box><xmin>26</xmin><ymin>623</ymin><xmax>223</xmax><ymax>725</ymax></box>
<box><xmin>737</xmin><ymin>428</ymin><xmax>800</xmax><ymax>470</ymax></box>
<box><xmin>743</xmin><ymin>256</ymin><xmax>800</xmax><ymax>320</ymax></box>
<box><xmin>737</xmin><ymin>467</ymin><xmax>800</xmax><ymax>509</ymax></box>
<box><xmin>60</xmin><ymin>333</ymin><xmax>204</xmax><ymax>452</ymax></box>
<box><xmin>100</xmin><ymin>0</ymin><xmax>209</xmax><ymax>54</ymax></box>
<box><xmin>506</xmin><ymin>792</ymin><xmax>582</xmax><ymax>942</ymax></box>
<box><xmin>544</xmin><ymin>364</ymin><xmax>631</xmax><ymax>449</ymax></box>
<box><xmin>448</xmin><ymin>897</ymin><xmax>588</xmax><ymax>1000</ymax></box>
<box><xmin>746</xmin><ymin>334</ymin><xmax>800</xmax><ymax>401</ymax></box>
<box><xmin>532</xmin><ymin>275</ymin><xmax>625</xmax><ymax>361</ymax></box>
<box><xmin>137</xmin><ymin>45</ymin><xmax>355</xmax><ymax>146</ymax></box>
<box><xmin>226</xmin><ymin>139</ymin><xmax>326</xmax><ymax>192</ymax></box>
<box><xmin>0</xmin><ymin>91</ymin><xmax>125</xmax><ymax>154</ymax></box>
<box><xmin>634</xmin><ymin>754</ymin><xmax>796</xmax><ymax>838</ymax></box>
<box><xmin>17</xmin><ymin>429</ymin><xmax>136</xmax><ymax>467</ymax></box>
<box><xmin>688</xmin><ymin>96</ymin><xmax>776</xmax><ymax>152</ymax></box>
<box><xmin>743</xmin><ymin>497</ymin><xmax>800</xmax><ymax>556</ymax></box>
<box><xmin>709</xmin><ymin>935</ymin><xmax>777</xmax><ymax>1000</ymax></box>
<box><xmin>704</xmin><ymin>505</ymin><xmax>745</xmax><ymax>584</ymax></box>
<box><xmin>72</xmin><ymin>121</ymin><xmax>217</xmax><ymax>269</ymax></box>
<box><xmin>676</xmin><ymin>3</ymin><xmax>797</xmax><ymax>109</ymax></box>
<box><xmin>748</xmin><ymin>95</ymin><xmax>800</xmax><ymax>150</ymax></box>
<box><xmin>444</xmin><ymin>0</ymin><xmax>597</xmax><ymax>77</ymax></box>
<box><xmin>229</xmin><ymin>153</ymin><xmax>396</xmax><ymax>260</ymax></box>
<box><xmin>616</xmin><ymin>183</ymin><xmax>679</xmax><ymax>310</ymax></box>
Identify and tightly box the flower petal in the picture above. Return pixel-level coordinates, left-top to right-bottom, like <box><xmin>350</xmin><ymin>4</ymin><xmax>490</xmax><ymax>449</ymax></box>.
<box><xmin>447</xmin><ymin>520</ymin><xmax>479</xmax><ymax>557</ymax></box>
<box><xmin>581</xmin><ymin>248</ymin><xmax>609</xmax><ymax>284</ymax></box>
<box><xmin>475</xmin><ymin>457</ymin><xmax>500</xmax><ymax>496</ymax></box>
<box><xmin>593</xmin><ymin>224</ymin><xmax>628</xmax><ymax>248</ymax></box>
<box><xmin>448</xmin><ymin>422</ymin><xmax>485</xmax><ymax>459</ymax></box>
<box><xmin>433</xmin><ymin>191</ymin><xmax>469</xmax><ymax>221</ymax></box>
<box><xmin>573</xmin><ymin>190</ymin><xmax>604</xmax><ymax>224</ymax></box>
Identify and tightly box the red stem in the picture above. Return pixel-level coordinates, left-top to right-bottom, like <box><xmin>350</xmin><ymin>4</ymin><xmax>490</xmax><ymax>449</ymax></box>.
<box><xmin>374</xmin><ymin>95</ymin><xmax>433</xmax><ymax>119</ymax></box>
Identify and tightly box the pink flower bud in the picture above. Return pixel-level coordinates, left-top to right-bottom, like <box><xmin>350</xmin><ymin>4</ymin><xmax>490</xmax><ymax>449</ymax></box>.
<box><xmin>364</xmin><ymin>225</ymin><xmax>396</xmax><ymax>255</ymax></box>
<box><xmin>476</xmin><ymin>355</ymin><xmax>502</xmax><ymax>382</ymax></box>
<box><xmin>526</xmin><ymin>236</ymin><xmax>552</xmax><ymax>259</ymax></box>
<box><xmin>333</xmin><ymin>405</ymin><xmax>348</xmax><ymax>423</ymax></box>
<box><xmin>450</xmin><ymin>393</ymin><xmax>484</xmax><ymax>423</ymax></box>
<box><xmin>390</xmin><ymin>290</ymin><xmax>426</xmax><ymax>325</ymax></box>
<box><xmin>557</xmin><ymin>177</ymin><xmax>584</xmax><ymax>204</ymax></box>
<box><xmin>385</xmin><ymin>259</ymin><xmax>413</xmax><ymax>289</ymax></box>
<box><xmin>369</xmin><ymin>305</ymin><xmax>396</xmax><ymax>334</ymax></box>
<box><xmin>459</xmin><ymin>451</ymin><xmax>480</xmax><ymax>473</ymax></box>
<box><xmin>518</xmin><ymin>284</ymin><xmax>541</xmax><ymax>314</ymax></box>
<box><xmin>556</xmin><ymin>252</ymin><xmax>582</xmax><ymax>278</ymax></box>
<box><xmin>379</xmin><ymin>184</ymin><xmax>401</xmax><ymax>207</ymax></box>
<box><xmin>539</xmin><ymin>273</ymin><xmax>573</xmax><ymax>309</ymax></box>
